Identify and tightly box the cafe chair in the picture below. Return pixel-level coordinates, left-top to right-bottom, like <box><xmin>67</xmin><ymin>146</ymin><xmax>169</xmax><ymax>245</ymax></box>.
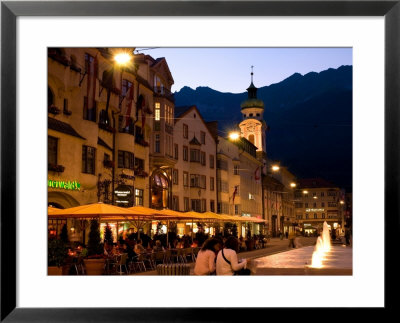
<box><xmin>114</xmin><ymin>253</ymin><xmax>129</xmax><ymax>275</ymax></box>
<box><xmin>131</xmin><ymin>254</ymin><xmax>147</xmax><ymax>272</ymax></box>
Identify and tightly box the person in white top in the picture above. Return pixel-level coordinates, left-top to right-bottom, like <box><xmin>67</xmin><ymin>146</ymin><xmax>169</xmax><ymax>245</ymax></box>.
<box><xmin>194</xmin><ymin>238</ymin><xmax>222</xmax><ymax>275</ymax></box>
<box><xmin>216</xmin><ymin>236</ymin><xmax>248</xmax><ymax>276</ymax></box>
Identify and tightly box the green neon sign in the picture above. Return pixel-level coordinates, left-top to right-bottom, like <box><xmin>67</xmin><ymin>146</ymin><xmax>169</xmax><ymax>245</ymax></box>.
<box><xmin>48</xmin><ymin>179</ymin><xmax>81</xmax><ymax>191</ymax></box>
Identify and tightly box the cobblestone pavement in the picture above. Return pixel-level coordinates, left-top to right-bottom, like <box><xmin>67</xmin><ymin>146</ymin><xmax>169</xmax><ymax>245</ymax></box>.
<box><xmin>132</xmin><ymin>237</ymin><xmax>318</xmax><ymax>275</ymax></box>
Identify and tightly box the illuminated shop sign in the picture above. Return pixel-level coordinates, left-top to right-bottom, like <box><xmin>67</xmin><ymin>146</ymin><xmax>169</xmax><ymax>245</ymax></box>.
<box><xmin>114</xmin><ymin>185</ymin><xmax>132</xmax><ymax>204</ymax></box>
<box><xmin>305</xmin><ymin>208</ymin><xmax>324</xmax><ymax>212</ymax></box>
<box><xmin>48</xmin><ymin>179</ymin><xmax>81</xmax><ymax>191</ymax></box>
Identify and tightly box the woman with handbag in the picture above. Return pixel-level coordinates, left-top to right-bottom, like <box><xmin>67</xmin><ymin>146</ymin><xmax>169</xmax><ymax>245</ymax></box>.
<box><xmin>194</xmin><ymin>238</ymin><xmax>222</xmax><ymax>275</ymax></box>
<box><xmin>216</xmin><ymin>236</ymin><xmax>250</xmax><ymax>275</ymax></box>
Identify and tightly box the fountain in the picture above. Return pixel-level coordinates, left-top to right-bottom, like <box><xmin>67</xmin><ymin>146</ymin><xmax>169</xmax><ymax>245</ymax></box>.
<box><xmin>311</xmin><ymin>221</ymin><xmax>331</xmax><ymax>268</ymax></box>
<box><xmin>253</xmin><ymin>221</ymin><xmax>352</xmax><ymax>275</ymax></box>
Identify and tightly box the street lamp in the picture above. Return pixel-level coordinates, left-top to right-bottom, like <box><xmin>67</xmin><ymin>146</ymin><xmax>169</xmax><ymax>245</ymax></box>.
<box><xmin>271</xmin><ymin>165</ymin><xmax>280</xmax><ymax>172</ymax></box>
<box><xmin>228</xmin><ymin>131</ymin><xmax>240</xmax><ymax>141</ymax></box>
<box><xmin>290</xmin><ymin>182</ymin><xmax>297</xmax><ymax>188</ymax></box>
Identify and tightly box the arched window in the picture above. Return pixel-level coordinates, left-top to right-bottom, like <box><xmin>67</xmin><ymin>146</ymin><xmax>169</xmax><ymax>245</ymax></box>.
<box><xmin>248</xmin><ymin>134</ymin><xmax>255</xmax><ymax>145</ymax></box>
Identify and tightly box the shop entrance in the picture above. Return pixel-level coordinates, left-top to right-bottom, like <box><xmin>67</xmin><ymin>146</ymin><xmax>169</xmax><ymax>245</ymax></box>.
<box><xmin>150</xmin><ymin>169</ymin><xmax>171</xmax><ymax>209</ymax></box>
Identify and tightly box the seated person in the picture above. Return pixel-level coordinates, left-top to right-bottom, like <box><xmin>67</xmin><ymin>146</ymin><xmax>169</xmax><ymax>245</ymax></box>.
<box><xmin>134</xmin><ymin>239</ymin><xmax>145</xmax><ymax>254</ymax></box>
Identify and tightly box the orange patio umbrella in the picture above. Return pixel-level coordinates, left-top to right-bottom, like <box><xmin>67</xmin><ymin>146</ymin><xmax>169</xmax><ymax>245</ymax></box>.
<box><xmin>48</xmin><ymin>202</ymin><xmax>136</xmax><ymax>219</ymax></box>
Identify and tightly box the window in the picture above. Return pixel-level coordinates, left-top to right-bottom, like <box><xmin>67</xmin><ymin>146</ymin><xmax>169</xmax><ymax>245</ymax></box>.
<box><xmin>155</xmin><ymin>102</ymin><xmax>160</xmax><ymax>121</ymax></box>
<box><xmin>210</xmin><ymin>177</ymin><xmax>214</xmax><ymax>191</ymax></box>
<box><xmin>322</xmin><ymin>213</ymin><xmax>325</xmax><ymax>219</ymax></box>
<box><xmin>313</xmin><ymin>192</ymin><xmax>317</xmax><ymax>196</ymax></box>
<box><xmin>184</xmin><ymin>197</ymin><xmax>189</xmax><ymax>211</ymax></box>
<box><xmin>313</xmin><ymin>203</ymin><xmax>317</xmax><ymax>207</ymax></box>
<box><xmin>305</xmin><ymin>203</ymin><xmax>308</xmax><ymax>208</ymax></box>
<box><xmin>48</xmin><ymin>136</ymin><xmax>58</xmax><ymax>165</ymax></box>
<box><xmin>234</xmin><ymin>165</ymin><xmax>239</xmax><ymax>175</ymax></box>
<box><xmin>328</xmin><ymin>202</ymin><xmax>337</xmax><ymax>207</ymax></box>
<box><xmin>190</xmin><ymin>174</ymin><xmax>206</xmax><ymax>189</ymax></box>
<box><xmin>135</xmin><ymin>157</ymin><xmax>144</xmax><ymax>170</ymax></box>
<box><xmin>201</xmin><ymin>199</ymin><xmax>206</xmax><ymax>212</ymax></box>
<box><xmin>118</xmin><ymin>115</ymin><xmax>134</xmax><ymax>135</ymax></box>
<box><xmin>305</xmin><ymin>214</ymin><xmax>309</xmax><ymax>219</ymax></box>
<box><xmin>83</xmin><ymin>96</ymin><xmax>97</xmax><ymax>122</ymax></box>
<box><xmin>217</xmin><ymin>180</ymin><xmax>228</xmax><ymax>193</ymax></box>
<box><xmin>172</xmin><ymin>196</ymin><xmax>179</xmax><ymax>211</ymax></box>
<box><xmin>190</xmin><ymin>149</ymin><xmax>200</xmax><ymax>162</ymax></box>
<box><xmin>155</xmin><ymin>134</ymin><xmax>160</xmax><ymax>153</ymax></box>
<box><xmin>135</xmin><ymin>189</ymin><xmax>143</xmax><ymax>206</ymax></box>
<box><xmin>200</xmin><ymin>151</ymin><xmax>206</xmax><ymax>166</ymax></box>
<box><xmin>321</xmin><ymin>192</ymin><xmax>325</xmax><ymax>197</ymax></box>
<box><xmin>174</xmin><ymin>144</ymin><xmax>178</xmax><ymax>159</ymax></box>
<box><xmin>321</xmin><ymin>202</ymin><xmax>325</xmax><ymax>207</ymax></box>
<box><xmin>118</xmin><ymin>150</ymin><xmax>134</xmax><ymax>169</ymax></box>
<box><xmin>173</xmin><ymin>169</ymin><xmax>178</xmax><ymax>185</ymax></box>
<box><xmin>235</xmin><ymin>204</ymin><xmax>240</xmax><ymax>215</ymax></box>
<box><xmin>183</xmin><ymin>124</ymin><xmax>188</xmax><ymax>138</ymax></box>
<box><xmin>295</xmin><ymin>202</ymin><xmax>303</xmax><ymax>208</ymax></box>
<box><xmin>183</xmin><ymin>172</ymin><xmax>189</xmax><ymax>187</ymax></box>
<box><xmin>249</xmin><ymin>113</ymin><xmax>253</xmax><ymax>117</ymax></box>
<box><xmin>217</xmin><ymin>203</ymin><xmax>222</xmax><ymax>213</ymax></box>
<box><xmin>191</xmin><ymin>199</ymin><xmax>201</xmax><ymax>212</ymax></box>
<box><xmin>82</xmin><ymin>145</ymin><xmax>96</xmax><ymax>174</ymax></box>
<box><xmin>63</xmin><ymin>98</ymin><xmax>69</xmax><ymax>114</ymax></box>
<box><xmin>314</xmin><ymin>213</ymin><xmax>317</xmax><ymax>219</ymax></box>
<box><xmin>200</xmin><ymin>131</ymin><xmax>206</xmax><ymax>144</ymax></box>
<box><xmin>209</xmin><ymin>155</ymin><xmax>214</xmax><ymax>169</ymax></box>
<box><xmin>210</xmin><ymin>200</ymin><xmax>215</xmax><ymax>212</ymax></box>
<box><xmin>327</xmin><ymin>191</ymin><xmax>337</xmax><ymax>196</ymax></box>
<box><xmin>183</xmin><ymin>146</ymin><xmax>188</xmax><ymax>161</ymax></box>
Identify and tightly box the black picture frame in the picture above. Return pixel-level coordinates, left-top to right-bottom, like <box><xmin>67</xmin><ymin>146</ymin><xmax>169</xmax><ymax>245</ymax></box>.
<box><xmin>1</xmin><ymin>0</ymin><xmax>398</xmax><ymax>321</ymax></box>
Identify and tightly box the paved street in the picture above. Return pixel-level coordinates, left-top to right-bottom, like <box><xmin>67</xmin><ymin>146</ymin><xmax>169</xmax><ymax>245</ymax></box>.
<box><xmin>132</xmin><ymin>237</ymin><xmax>318</xmax><ymax>275</ymax></box>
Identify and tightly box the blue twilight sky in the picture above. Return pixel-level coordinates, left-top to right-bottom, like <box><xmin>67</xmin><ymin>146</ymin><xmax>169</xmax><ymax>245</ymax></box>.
<box><xmin>135</xmin><ymin>47</ymin><xmax>352</xmax><ymax>93</ymax></box>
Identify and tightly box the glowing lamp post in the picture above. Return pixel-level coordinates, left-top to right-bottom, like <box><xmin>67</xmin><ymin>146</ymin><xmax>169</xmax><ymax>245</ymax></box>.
<box><xmin>229</xmin><ymin>131</ymin><xmax>240</xmax><ymax>141</ymax></box>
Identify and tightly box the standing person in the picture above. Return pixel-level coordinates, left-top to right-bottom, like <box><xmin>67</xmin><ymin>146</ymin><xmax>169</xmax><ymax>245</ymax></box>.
<box><xmin>194</xmin><ymin>238</ymin><xmax>222</xmax><ymax>275</ymax></box>
<box><xmin>288</xmin><ymin>231</ymin><xmax>296</xmax><ymax>248</ymax></box>
<box><xmin>285</xmin><ymin>231</ymin><xmax>289</xmax><ymax>239</ymax></box>
<box><xmin>216</xmin><ymin>236</ymin><xmax>249</xmax><ymax>276</ymax></box>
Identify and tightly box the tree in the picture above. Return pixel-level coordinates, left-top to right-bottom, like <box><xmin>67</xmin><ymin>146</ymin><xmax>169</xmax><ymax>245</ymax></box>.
<box><xmin>104</xmin><ymin>223</ymin><xmax>113</xmax><ymax>245</ymax></box>
<box><xmin>87</xmin><ymin>219</ymin><xmax>103</xmax><ymax>256</ymax></box>
<box><xmin>60</xmin><ymin>223</ymin><xmax>69</xmax><ymax>244</ymax></box>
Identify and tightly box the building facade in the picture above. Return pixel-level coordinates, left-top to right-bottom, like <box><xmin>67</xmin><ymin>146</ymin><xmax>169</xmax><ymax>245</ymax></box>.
<box><xmin>48</xmin><ymin>48</ymin><xmax>175</xmax><ymax>239</ymax></box>
<box><xmin>172</xmin><ymin>106</ymin><xmax>218</xmax><ymax>213</ymax></box>
<box><xmin>294</xmin><ymin>178</ymin><xmax>346</xmax><ymax>235</ymax></box>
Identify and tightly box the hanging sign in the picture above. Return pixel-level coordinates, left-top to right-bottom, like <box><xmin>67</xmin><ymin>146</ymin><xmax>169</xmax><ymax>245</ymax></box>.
<box><xmin>114</xmin><ymin>185</ymin><xmax>132</xmax><ymax>204</ymax></box>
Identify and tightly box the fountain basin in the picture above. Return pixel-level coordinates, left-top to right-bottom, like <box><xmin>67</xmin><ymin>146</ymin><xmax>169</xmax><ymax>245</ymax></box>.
<box><xmin>253</xmin><ymin>245</ymin><xmax>352</xmax><ymax>275</ymax></box>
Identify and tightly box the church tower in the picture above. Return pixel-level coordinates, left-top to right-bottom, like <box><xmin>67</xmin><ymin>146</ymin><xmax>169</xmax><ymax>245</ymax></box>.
<box><xmin>239</xmin><ymin>67</ymin><xmax>268</xmax><ymax>159</ymax></box>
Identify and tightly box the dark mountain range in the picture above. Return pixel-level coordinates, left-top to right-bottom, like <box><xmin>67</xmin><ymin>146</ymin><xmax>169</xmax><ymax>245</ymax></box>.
<box><xmin>174</xmin><ymin>65</ymin><xmax>353</xmax><ymax>191</ymax></box>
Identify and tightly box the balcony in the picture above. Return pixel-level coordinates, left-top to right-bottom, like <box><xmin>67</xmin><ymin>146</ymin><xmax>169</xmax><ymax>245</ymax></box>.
<box><xmin>153</xmin><ymin>86</ymin><xmax>175</xmax><ymax>102</ymax></box>
<box><xmin>99</xmin><ymin>122</ymin><xmax>116</xmax><ymax>134</ymax></box>
<box><xmin>135</xmin><ymin>136</ymin><xmax>149</xmax><ymax>147</ymax></box>
<box><xmin>48</xmin><ymin>105</ymin><xmax>61</xmax><ymax>116</ymax></box>
<box><xmin>48</xmin><ymin>163</ymin><xmax>65</xmax><ymax>173</ymax></box>
<box><xmin>134</xmin><ymin>167</ymin><xmax>148</xmax><ymax>178</ymax></box>
<box><xmin>103</xmin><ymin>160</ymin><xmax>115</xmax><ymax>169</ymax></box>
